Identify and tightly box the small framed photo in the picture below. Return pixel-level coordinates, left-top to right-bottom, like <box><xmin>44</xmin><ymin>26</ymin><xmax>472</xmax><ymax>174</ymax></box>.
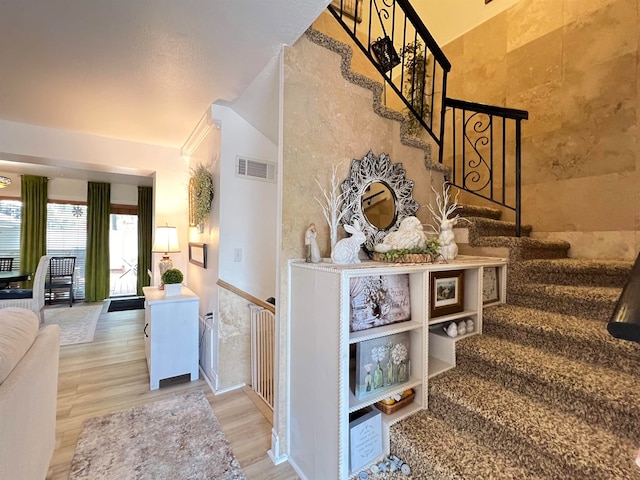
<box><xmin>483</xmin><ymin>266</ymin><xmax>500</xmax><ymax>304</ymax></box>
<box><xmin>430</xmin><ymin>270</ymin><xmax>465</xmax><ymax>318</ymax></box>
<box><xmin>188</xmin><ymin>242</ymin><xmax>207</xmax><ymax>268</ymax></box>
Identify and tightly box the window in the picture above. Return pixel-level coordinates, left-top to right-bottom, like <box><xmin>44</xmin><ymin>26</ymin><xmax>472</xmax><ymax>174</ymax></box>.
<box><xmin>0</xmin><ymin>199</ymin><xmax>138</xmax><ymax>299</ymax></box>
<box><xmin>47</xmin><ymin>202</ymin><xmax>87</xmax><ymax>300</ymax></box>
<box><xmin>0</xmin><ymin>200</ymin><xmax>22</xmax><ymax>270</ymax></box>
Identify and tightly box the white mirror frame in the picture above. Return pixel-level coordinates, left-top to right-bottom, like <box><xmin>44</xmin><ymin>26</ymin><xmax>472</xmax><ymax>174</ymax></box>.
<box><xmin>340</xmin><ymin>151</ymin><xmax>419</xmax><ymax>252</ymax></box>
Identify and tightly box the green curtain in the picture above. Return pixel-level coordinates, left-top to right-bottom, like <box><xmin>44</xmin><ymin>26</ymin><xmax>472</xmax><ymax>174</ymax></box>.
<box><xmin>20</xmin><ymin>175</ymin><xmax>48</xmax><ymax>287</ymax></box>
<box><xmin>85</xmin><ymin>182</ymin><xmax>111</xmax><ymax>302</ymax></box>
<box><xmin>136</xmin><ymin>186</ymin><xmax>152</xmax><ymax>295</ymax></box>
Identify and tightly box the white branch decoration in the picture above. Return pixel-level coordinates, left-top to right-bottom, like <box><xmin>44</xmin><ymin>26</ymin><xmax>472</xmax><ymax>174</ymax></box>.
<box><xmin>428</xmin><ymin>183</ymin><xmax>462</xmax><ymax>226</ymax></box>
<box><xmin>427</xmin><ymin>183</ymin><xmax>470</xmax><ymax>260</ymax></box>
<box><xmin>314</xmin><ymin>163</ymin><xmax>349</xmax><ymax>250</ymax></box>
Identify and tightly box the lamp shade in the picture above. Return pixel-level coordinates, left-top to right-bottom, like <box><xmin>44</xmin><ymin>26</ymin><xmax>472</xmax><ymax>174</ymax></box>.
<box><xmin>152</xmin><ymin>225</ymin><xmax>180</xmax><ymax>254</ymax></box>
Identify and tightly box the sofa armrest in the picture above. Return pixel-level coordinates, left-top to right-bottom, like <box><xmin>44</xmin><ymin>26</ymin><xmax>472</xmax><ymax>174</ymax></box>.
<box><xmin>0</xmin><ymin>324</ymin><xmax>60</xmax><ymax>480</ymax></box>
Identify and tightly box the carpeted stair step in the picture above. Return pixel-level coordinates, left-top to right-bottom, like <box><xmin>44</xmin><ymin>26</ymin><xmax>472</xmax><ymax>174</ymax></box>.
<box><xmin>455</xmin><ymin>335</ymin><xmax>640</xmax><ymax>440</ymax></box>
<box><xmin>461</xmin><ymin>216</ymin><xmax>533</xmax><ymax>238</ymax></box>
<box><xmin>471</xmin><ymin>236</ymin><xmax>570</xmax><ymax>260</ymax></box>
<box><xmin>511</xmin><ymin>258</ymin><xmax>632</xmax><ymax>288</ymax></box>
<box><xmin>427</xmin><ymin>368</ymin><xmax>640</xmax><ymax>480</ymax></box>
<box><xmin>482</xmin><ymin>304</ymin><xmax>640</xmax><ymax>375</ymax></box>
<box><xmin>458</xmin><ymin>204</ymin><xmax>502</xmax><ymax>220</ymax></box>
<box><xmin>389</xmin><ymin>410</ymin><xmax>546</xmax><ymax>480</ymax></box>
<box><xmin>508</xmin><ymin>282</ymin><xmax>620</xmax><ymax>320</ymax></box>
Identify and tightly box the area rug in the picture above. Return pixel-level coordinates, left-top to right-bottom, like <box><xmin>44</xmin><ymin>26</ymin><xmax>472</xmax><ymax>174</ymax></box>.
<box><xmin>43</xmin><ymin>303</ymin><xmax>103</xmax><ymax>346</ymax></box>
<box><xmin>107</xmin><ymin>296</ymin><xmax>145</xmax><ymax>312</ymax></box>
<box><xmin>69</xmin><ymin>390</ymin><xmax>246</xmax><ymax>480</ymax></box>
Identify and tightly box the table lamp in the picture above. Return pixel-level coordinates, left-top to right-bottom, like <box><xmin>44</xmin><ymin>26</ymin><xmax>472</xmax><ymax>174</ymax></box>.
<box><xmin>152</xmin><ymin>224</ymin><xmax>180</xmax><ymax>288</ymax></box>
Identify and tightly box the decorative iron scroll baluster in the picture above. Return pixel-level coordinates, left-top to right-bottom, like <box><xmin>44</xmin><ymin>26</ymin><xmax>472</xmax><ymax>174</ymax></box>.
<box><xmin>444</xmin><ymin>98</ymin><xmax>528</xmax><ymax>237</ymax></box>
<box><xmin>462</xmin><ymin>111</ymin><xmax>492</xmax><ymax>194</ymax></box>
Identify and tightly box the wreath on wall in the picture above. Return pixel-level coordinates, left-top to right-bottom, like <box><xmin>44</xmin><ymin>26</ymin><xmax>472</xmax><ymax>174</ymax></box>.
<box><xmin>189</xmin><ymin>164</ymin><xmax>214</xmax><ymax>227</ymax></box>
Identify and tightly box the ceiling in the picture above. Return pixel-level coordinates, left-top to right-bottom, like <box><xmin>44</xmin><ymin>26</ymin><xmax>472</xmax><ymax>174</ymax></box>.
<box><xmin>0</xmin><ymin>0</ymin><xmax>329</xmax><ymax>150</ymax></box>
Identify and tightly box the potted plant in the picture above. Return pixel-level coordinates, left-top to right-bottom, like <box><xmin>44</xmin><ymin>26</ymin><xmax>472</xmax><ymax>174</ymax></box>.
<box><xmin>161</xmin><ymin>268</ymin><xmax>183</xmax><ymax>297</ymax></box>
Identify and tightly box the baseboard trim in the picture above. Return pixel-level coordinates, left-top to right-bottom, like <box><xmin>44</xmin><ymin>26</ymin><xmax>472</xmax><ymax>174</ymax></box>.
<box><xmin>267</xmin><ymin>428</ymin><xmax>289</xmax><ymax>465</ymax></box>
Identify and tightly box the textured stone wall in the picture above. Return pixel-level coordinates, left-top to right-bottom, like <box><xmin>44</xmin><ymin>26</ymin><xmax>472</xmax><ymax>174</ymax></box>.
<box><xmin>442</xmin><ymin>0</ymin><xmax>639</xmax><ymax>260</ymax></box>
<box><xmin>216</xmin><ymin>287</ymin><xmax>251</xmax><ymax>391</ymax></box>
<box><xmin>276</xmin><ymin>32</ymin><xmax>445</xmax><ymax>455</ymax></box>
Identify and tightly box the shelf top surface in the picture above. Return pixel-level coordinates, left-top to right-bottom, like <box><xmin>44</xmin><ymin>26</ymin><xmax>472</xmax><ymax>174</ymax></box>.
<box><xmin>143</xmin><ymin>285</ymin><xmax>199</xmax><ymax>303</ymax></box>
<box><xmin>290</xmin><ymin>255</ymin><xmax>507</xmax><ymax>275</ymax></box>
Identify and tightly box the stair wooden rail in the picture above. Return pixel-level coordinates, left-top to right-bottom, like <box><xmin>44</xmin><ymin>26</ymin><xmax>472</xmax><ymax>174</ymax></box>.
<box><xmin>444</xmin><ymin>98</ymin><xmax>528</xmax><ymax>237</ymax></box>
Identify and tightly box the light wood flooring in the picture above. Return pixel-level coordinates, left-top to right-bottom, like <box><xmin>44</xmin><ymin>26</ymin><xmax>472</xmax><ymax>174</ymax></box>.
<box><xmin>46</xmin><ymin>305</ymin><xmax>299</xmax><ymax>480</ymax></box>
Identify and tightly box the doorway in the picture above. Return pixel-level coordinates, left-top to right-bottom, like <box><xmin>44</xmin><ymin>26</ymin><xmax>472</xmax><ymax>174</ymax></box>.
<box><xmin>109</xmin><ymin>213</ymin><xmax>138</xmax><ymax>296</ymax></box>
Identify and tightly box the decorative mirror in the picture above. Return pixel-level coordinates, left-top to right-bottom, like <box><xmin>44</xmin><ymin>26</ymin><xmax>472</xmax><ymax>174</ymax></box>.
<box><xmin>340</xmin><ymin>151</ymin><xmax>419</xmax><ymax>251</ymax></box>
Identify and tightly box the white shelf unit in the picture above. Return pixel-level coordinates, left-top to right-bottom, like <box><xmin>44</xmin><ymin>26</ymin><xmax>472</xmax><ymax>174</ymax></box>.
<box><xmin>288</xmin><ymin>256</ymin><xmax>506</xmax><ymax>480</ymax></box>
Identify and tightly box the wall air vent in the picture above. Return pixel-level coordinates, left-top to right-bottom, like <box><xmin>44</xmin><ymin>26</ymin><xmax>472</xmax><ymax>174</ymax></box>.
<box><xmin>235</xmin><ymin>156</ymin><xmax>277</xmax><ymax>183</ymax></box>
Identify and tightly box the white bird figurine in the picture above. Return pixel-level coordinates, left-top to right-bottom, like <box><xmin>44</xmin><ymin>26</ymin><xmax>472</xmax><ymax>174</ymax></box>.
<box><xmin>374</xmin><ymin>216</ymin><xmax>429</xmax><ymax>253</ymax></box>
<box><xmin>466</xmin><ymin>318</ymin><xmax>474</xmax><ymax>333</ymax></box>
<box><xmin>457</xmin><ymin>321</ymin><xmax>467</xmax><ymax>336</ymax></box>
<box><xmin>444</xmin><ymin>322</ymin><xmax>458</xmax><ymax>337</ymax></box>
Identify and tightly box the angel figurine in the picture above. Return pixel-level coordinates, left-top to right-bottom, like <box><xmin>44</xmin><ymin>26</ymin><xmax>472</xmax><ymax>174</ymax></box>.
<box><xmin>305</xmin><ymin>223</ymin><xmax>321</xmax><ymax>263</ymax></box>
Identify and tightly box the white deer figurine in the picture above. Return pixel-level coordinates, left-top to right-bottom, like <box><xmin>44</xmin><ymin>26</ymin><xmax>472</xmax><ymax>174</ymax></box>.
<box><xmin>427</xmin><ymin>184</ymin><xmax>468</xmax><ymax>261</ymax></box>
<box><xmin>331</xmin><ymin>220</ymin><xmax>366</xmax><ymax>264</ymax></box>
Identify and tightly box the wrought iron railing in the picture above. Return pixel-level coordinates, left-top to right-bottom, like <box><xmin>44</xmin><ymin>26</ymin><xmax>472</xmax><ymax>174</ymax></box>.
<box><xmin>328</xmin><ymin>1</ymin><xmax>528</xmax><ymax>236</ymax></box>
<box><xmin>443</xmin><ymin>98</ymin><xmax>528</xmax><ymax>236</ymax></box>
<box><xmin>327</xmin><ymin>0</ymin><xmax>451</xmax><ymax>148</ymax></box>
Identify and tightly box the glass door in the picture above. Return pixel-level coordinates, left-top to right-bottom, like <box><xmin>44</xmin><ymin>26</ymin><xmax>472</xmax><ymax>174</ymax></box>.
<box><xmin>109</xmin><ymin>214</ymin><xmax>138</xmax><ymax>297</ymax></box>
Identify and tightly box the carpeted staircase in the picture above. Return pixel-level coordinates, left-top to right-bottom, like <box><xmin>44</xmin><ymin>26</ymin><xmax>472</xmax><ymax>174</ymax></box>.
<box><xmin>388</xmin><ymin>207</ymin><xmax>640</xmax><ymax>479</ymax></box>
<box><xmin>301</xmin><ymin>24</ymin><xmax>640</xmax><ymax>478</ymax></box>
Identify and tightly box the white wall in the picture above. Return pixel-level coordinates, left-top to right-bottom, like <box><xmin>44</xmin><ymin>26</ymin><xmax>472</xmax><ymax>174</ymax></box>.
<box><xmin>0</xmin><ymin>172</ymin><xmax>138</xmax><ymax>205</ymax></box>
<box><xmin>186</xmin><ymin>126</ymin><xmax>221</xmax><ymax>316</ymax></box>
<box><xmin>212</xmin><ymin>104</ymin><xmax>278</xmax><ymax>302</ymax></box>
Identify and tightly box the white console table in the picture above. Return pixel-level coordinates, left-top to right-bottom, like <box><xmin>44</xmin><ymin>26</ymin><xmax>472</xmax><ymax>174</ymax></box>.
<box><xmin>142</xmin><ymin>286</ymin><xmax>199</xmax><ymax>390</ymax></box>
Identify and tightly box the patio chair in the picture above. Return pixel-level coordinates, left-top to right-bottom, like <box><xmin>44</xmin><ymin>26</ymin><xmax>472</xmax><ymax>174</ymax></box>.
<box><xmin>0</xmin><ymin>257</ymin><xmax>14</xmax><ymax>288</ymax></box>
<box><xmin>0</xmin><ymin>255</ymin><xmax>51</xmax><ymax>324</ymax></box>
<box><xmin>45</xmin><ymin>256</ymin><xmax>76</xmax><ymax>307</ymax></box>
<box><xmin>0</xmin><ymin>257</ymin><xmax>13</xmax><ymax>271</ymax></box>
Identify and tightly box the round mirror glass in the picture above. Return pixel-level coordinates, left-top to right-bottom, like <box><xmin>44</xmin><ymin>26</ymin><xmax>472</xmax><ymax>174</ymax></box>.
<box><xmin>361</xmin><ymin>182</ymin><xmax>396</xmax><ymax>230</ymax></box>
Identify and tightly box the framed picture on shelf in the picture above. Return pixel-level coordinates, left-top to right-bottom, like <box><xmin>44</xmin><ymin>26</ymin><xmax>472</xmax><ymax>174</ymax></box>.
<box><xmin>483</xmin><ymin>266</ymin><xmax>500</xmax><ymax>304</ymax></box>
<box><xmin>349</xmin><ymin>274</ymin><xmax>411</xmax><ymax>332</ymax></box>
<box><xmin>429</xmin><ymin>270</ymin><xmax>465</xmax><ymax>318</ymax></box>
<box><xmin>354</xmin><ymin>331</ymin><xmax>410</xmax><ymax>400</ymax></box>
<box><xmin>188</xmin><ymin>242</ymin><xmax>207</xmax><ymax>268</ymax></box>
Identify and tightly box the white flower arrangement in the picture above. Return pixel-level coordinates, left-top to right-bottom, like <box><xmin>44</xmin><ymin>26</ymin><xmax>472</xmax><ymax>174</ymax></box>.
<box><xmin>391</xmin><ymin>342</ymin><xmax>408</xmax><ymax>364</ymax></box>
<box><xmin>371</xmin><ymin>346</ymin><xmax>386</xmax><ymax>363</ymax></box>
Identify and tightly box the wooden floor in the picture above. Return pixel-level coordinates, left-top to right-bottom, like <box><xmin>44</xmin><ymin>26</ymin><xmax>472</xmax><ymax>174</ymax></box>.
<box><xmin>46</xmin><ymin>306</ymin><xmax>299</xmax><ymax>480</ymax></box>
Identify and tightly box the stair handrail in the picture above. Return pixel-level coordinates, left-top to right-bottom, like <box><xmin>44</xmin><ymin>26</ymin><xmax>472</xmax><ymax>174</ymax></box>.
<box><xmin>444</xmin><ymin>98</ymin><xmax>529</xmax><ymax>237</ymax></box>
<box><xmin>327</xmin><ymin>1</ymin><xmax>528</xmax><ymax>236</ymax></box>
<box><xmin>327</xmin><ymin>0</ymin><xmax>451</xmax><ymax>149</ymax></box>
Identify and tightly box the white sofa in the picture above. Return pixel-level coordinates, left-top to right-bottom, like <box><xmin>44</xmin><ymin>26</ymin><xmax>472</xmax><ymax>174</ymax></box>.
<box><xmin>0</xmin><ymin>308</ymin><xmax>60</xmax><ymax>480</ymax></box>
